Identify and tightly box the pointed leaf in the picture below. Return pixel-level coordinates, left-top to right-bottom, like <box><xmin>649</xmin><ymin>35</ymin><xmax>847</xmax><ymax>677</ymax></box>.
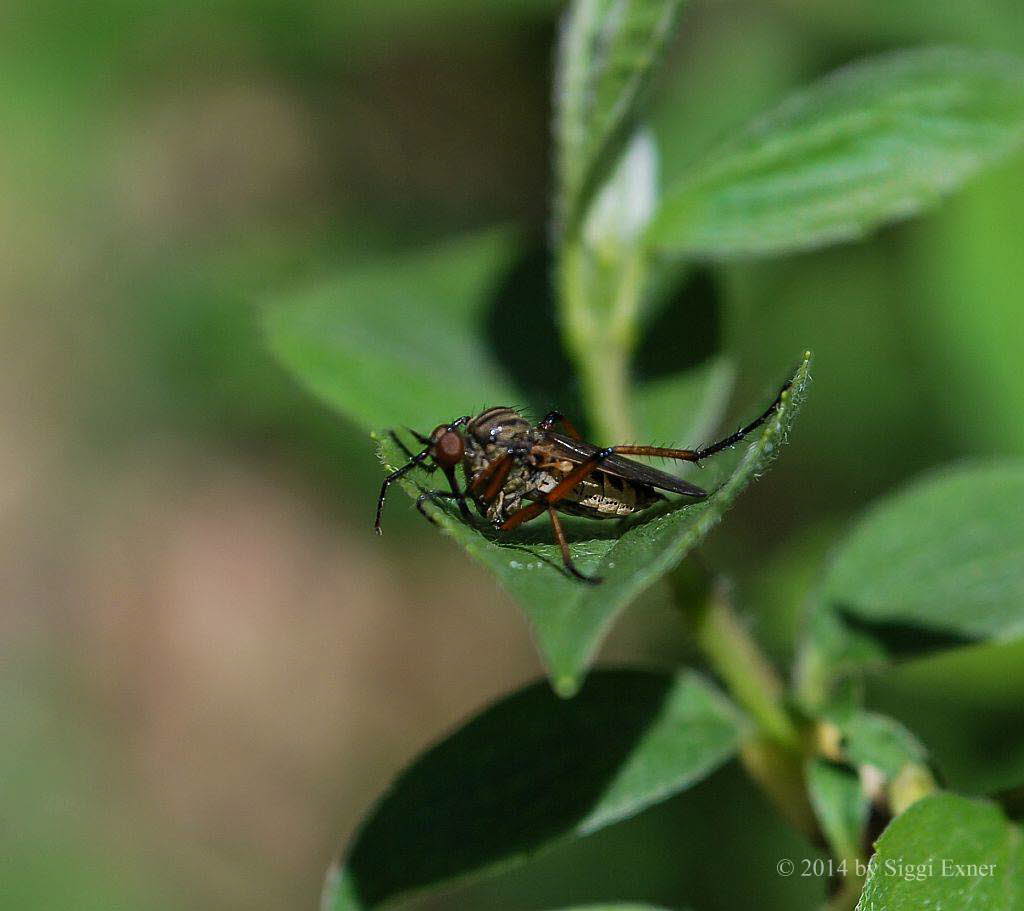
<box><xmin>555</xmin><ymin>0</ymin><xmax>685</xmax><ymax>233</ymax></box>
<box><xmin>649</xmin><ymin>47</ymin><xmax>1024</xmax><ymax>258</ymax></box>
<box><xmin>378</xmin><ymin>353</ymin><xmax>811</xmax><ymax>695</ymax></box>
<box><xmin>323</xmin><ymin>670</ymin><xmax>741</xmax><ymax>911</ymax></box>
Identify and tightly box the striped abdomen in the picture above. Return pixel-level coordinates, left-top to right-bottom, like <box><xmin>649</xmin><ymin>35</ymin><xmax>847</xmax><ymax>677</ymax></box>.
<box><xmin>530</xmin><ymin>468</ymin><xmax>663</xmax><ymax>519</ymax></box>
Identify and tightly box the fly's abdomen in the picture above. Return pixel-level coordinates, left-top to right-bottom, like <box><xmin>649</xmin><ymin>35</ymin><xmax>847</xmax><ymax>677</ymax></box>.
<box><xmin>531</xmin><ymin>470</ymin><xmax>661</xmax><ymax>518</ymax></box>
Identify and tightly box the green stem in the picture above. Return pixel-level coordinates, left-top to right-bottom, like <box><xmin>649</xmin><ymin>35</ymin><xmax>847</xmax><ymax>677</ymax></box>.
<box><xmin>693</xmin><ymin>579</ymin><xmax>801</xmax><ymax>750</ymax></box>
<box><xmin>676</xmin><ymin>574</ymin><xmax>817</xmax><ymax>837</ymax></box>
<box><xmin>559</xmin><ymin>239</ymin><xmax>642</xmax><ymax>443</ymax></box>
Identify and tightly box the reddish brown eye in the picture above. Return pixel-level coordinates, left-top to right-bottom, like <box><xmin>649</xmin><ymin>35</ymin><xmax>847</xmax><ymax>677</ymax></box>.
<box><xmin>434</xmin><ymin>430</ymin><xmax>464</xmax><ymax>468</ymax></box>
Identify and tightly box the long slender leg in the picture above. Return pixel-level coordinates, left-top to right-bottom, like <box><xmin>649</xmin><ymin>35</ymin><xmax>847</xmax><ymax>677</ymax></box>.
<box><xmin>548</xmin><ymin>506</ymin><xmax>600</xmax><ymax>584</ymax></box>
<box><xmin>375</xmin><ymin>446</ymin><xmax>432</xmax><ymax>534</ymax></box>
<box><xmin>441</xmin><ymin>464</ymin><xmax>473</xmax><ymax>522</ymax></box>
<box><xmin>693</xmin><ymin>379</ymin><xmax>791</xmax><ymax>460</ymax></box>
<box><xmin>389</xmin><ymin>430</ymin><xmax>437</xmax><ymax>470</ymax></box>
<box><xmin>538</xmin><ymin>411</ymin><xmax>582</xmax><ymax>440</ymax></box>
<box><xmin>612</xmin><ymin>380</ymin><xmax>791</xmax><ymax>465</ymax></box>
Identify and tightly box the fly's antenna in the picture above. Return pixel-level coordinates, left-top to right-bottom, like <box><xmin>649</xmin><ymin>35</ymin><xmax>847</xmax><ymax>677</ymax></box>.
<box><xmin>375</xmin><ymin>445</ymin><xmax>431</xmax><ymax>535</ymax></box>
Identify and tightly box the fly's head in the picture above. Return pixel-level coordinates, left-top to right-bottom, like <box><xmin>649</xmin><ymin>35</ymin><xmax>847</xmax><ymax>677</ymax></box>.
<box><xmin>426</xmin><ymin>418</ymin><xmax>469</xmax><ymax>471</ymax></box>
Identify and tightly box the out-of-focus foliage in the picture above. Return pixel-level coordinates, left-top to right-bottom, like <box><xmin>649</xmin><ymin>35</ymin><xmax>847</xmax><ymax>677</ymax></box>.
<box><xmin>805</xmin><ymin>759</ymin><xmax>868</xmax><ymax>867</ymax></box>
<box><xmin>265</xmin><ymin>231</ymin><xmax>520</xmax><ymax>432</ymax></box>
<box><xmin>823</xmin><ymin>461</ymin><xmax>1024</xmax><ymax>639</ymax></box>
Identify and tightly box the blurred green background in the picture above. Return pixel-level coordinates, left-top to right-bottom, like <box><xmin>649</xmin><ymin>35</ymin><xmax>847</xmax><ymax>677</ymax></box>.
<box><xmin>4</xmin><ymin>1</ymin><xmax>1024</xmax><ymax>909</ymax></box>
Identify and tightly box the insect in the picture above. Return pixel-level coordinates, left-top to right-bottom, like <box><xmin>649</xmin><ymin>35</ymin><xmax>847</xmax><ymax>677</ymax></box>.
<box><xmin>375</xmin><ymin>382</ymin><xmax>790</xmax><ymax>583</ymax></box>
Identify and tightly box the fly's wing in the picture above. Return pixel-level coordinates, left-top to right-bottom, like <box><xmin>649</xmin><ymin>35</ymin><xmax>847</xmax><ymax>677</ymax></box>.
<box><xmin>546</xmin><ymin>433</ymin><xmax>707</xmax><ymax>499</ymax></box>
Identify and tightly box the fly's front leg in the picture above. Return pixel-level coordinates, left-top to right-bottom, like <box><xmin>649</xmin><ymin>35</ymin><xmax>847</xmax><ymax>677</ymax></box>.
<box><xmin>469</xmin><ymin>453</ymin><xmax>514</xmax><ymax>504</ymax></box>
<box><xmin>441</xmin><ymin>464</ymin><xmax>473</xmax><ymax>522</ymax></box>
<box><xmin>388</xmin><ymin>430</ymin><xmax>438</xmax><ymax>470</ymax></box>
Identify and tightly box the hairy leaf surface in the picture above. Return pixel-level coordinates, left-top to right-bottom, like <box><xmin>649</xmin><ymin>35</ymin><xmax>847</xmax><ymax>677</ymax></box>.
<box><xmin>649</xmin><ymin>47</ymin><xmax>1024</xmax><ymax>257</ymax></box>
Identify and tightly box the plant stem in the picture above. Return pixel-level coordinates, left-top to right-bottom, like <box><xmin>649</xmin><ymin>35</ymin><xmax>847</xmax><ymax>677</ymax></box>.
<box><xmin>693</xmin><ymin>578</ymin><xmax>801</xmax><ymax>750</ymax></box>
<box><xmin>559</xmin><ymin>239</ymin><xmax>641</xmax><ymax>443</ymax></box>
<box><xmin>676</xmin><ymin>573</ymin><xmax>817</xmax><ymax>837</ymax></box>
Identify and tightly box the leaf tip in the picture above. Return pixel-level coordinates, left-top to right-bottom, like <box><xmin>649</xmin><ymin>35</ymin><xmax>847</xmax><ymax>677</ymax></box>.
<box><xmin>554</xmin><ymin>673</ymin><xmax>581</xmax><ymax>699</ymax></box>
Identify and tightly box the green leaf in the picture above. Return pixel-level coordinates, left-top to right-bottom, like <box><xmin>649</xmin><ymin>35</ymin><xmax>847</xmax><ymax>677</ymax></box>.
<box><xmin>825</xmin><ymin>460</ymin><xmax>1024</xmax><ymax>643</ymax></box>
<box><xmin>806</xmin><ymin>758</ymin><xmax>869</xmax><ymax>864</ymax></box>
<box><xmin>379</xmin><ymin>352</ymin><xmax>811</xmax><ymax>695</ymax></box>
<box><xmin>263</xmin><ymin>229</ymin><xmax>519</xmax><ymax>432</ymax></box>
<box><xmin>835</xmin><ymin>710</ymin><xmax>927</xmax><ymax>781</ymax></box>
<box><xmin>797</xmin><ymin>460</ymin><xmax>1024</xmax><ymax>710</ymax></box>
<box><xmin>555</xmin><ymin>0</ymin><xmax>685</xmax><ymax>234</ymax></box>
<box><xmin>860</xmin><ymin>794</ymin><xmax>1024</xmax><ymax>910</ymax></box>
<box><xmin>648</xmin><ymin>47</ymin><xmax>1024</xmax><ymax>258</ymax></box>
<box><xmin>323</xmin><ymin>670</ymin><xmax>741</xmax><ymax>911</ymax></box>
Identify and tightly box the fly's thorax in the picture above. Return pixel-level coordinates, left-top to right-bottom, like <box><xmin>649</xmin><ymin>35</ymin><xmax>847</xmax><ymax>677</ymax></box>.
<box><xmin>461</xmin><ymin>429</ymin><xmax>542</xmax><ymax>525</ymax></box>
<box><xmin>467</xmin><ymin>406</ymin><xmax>532</xmax><ymax>447</ymax></box>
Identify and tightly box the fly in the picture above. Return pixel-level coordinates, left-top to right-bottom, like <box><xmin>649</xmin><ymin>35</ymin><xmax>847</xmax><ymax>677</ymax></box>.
<box><xmin>375</xmin><ymin>381</ymin><xmax>790</xmax><ymax>584</ymax></box>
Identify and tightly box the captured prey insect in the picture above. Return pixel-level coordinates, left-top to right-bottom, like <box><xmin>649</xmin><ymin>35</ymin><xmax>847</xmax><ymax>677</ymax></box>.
<box><xmin>374</xmin><ymin>382</ymin><xmax>791</xmax><ymax>584</ymax></box>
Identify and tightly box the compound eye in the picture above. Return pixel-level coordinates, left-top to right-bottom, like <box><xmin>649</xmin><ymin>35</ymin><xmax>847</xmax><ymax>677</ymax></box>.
<box><xmin>434</xmin><ymin>430</ymin><xmax>464</xmax><ymax>468</ymax></box>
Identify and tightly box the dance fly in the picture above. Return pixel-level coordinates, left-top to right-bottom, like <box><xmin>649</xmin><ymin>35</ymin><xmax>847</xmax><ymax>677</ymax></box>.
<box><xmin>375</xmin><ymin>383</ymin><xmax>789</xmax><ymax>583</ymax></box>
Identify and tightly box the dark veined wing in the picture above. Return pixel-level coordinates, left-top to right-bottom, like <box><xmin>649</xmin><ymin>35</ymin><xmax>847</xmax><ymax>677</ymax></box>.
<box><xmin>546</xmin><ymin>433</ymin><xmax>707</xmax><ymax>499</ymax></box>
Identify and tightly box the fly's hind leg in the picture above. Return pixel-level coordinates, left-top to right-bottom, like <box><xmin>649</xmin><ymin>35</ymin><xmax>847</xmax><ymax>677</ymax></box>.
<box><xmin>547</xmin><ymin>506</ymin><xmax>601</xmax><ymax>584</ymax></box>
<box><xmin>611</xmin><ymin>379</ymin><xmax>791</xmax><ymax>465</ymax></box>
